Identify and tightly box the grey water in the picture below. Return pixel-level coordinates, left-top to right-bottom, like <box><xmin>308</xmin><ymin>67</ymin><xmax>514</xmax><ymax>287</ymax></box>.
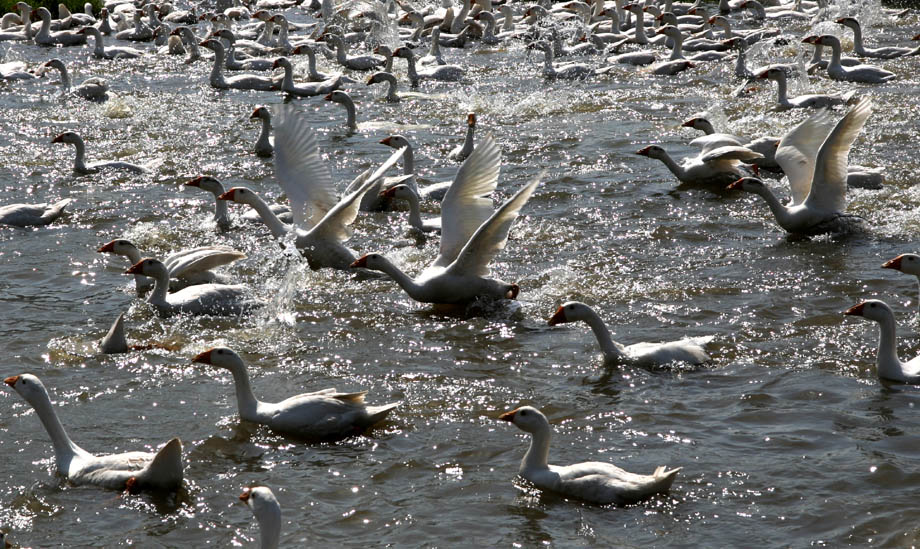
<box><xmin>3</xmin><ymin>1</ymin><xmax>920</xmax><ymax>546</ymax></box>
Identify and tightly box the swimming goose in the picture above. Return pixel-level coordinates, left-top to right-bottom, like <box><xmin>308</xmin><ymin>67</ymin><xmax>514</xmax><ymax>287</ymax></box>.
<box><xmin>273</xmin><ymin>57</ymin><xmax>342</xmax><ymax>97</ymax></box>
<box><xmin>351</xmin><ymin>134</ymin><xmax>542</xmax><ymax>307</ymax></box>
<box><xmin>208</xmin><ymin>29</ymin><xmax>274</xmax><ymax>71</ymax></box>
<box><xmin>250</xmin><ymin>106</ymin><xmax>274</xmax><ymax>157</ymax></box>
<box><xmin>549</xmin><ymin>301</ymin><xmax>712</xmax><ymax>366</ymax></box>
<box><xmin>367</xmin><ymin>71</ymin><xmax>401</xmax><ymax>102</ymax></box>
<box><xmin>0</xmin><ymin>198</ymin><xmax>71</xmax><ymax>227</ymax></box>
<box><xmin>324</xmin><ymin>90</ymin><xmax>357</xmax><ymax>131</ymax></box>
<box><xmin>291</xmin><ymin>43</ymin><xmax>339</xmax><ymax>81</ymax></box>
<box><xmin>99</xmin><ymin>238</ymin><xmax>246</xmax><ymax>290</ymax></box>
<box><xmin>114</xmin><ymin>8</ymin><xmax>153</xmax><ymax>41</ymax></box>
<box><xmin>52</xmin><ymin>132</ymin><xmax>146</xmax><ymax>174</ymax></box>
<box><xmin>240</xmin><ymin>487</ymin><xmax>281</xmax><ymax>549</ymax></box>
<box><xmin>392</xmin><ymin>46</ymin><xmax>465</xmax><ymax>86</ymax></box>
<box><xmin>185</xmin><ymin>175</ymin><xmax>293</xmax><ymax>228</ymax></box>
<box><xmin>200</xmin><ymin>39</ymin><xmax>279</xmax><ymax>90</ymax></box>
<box><xmin>31</xmin><ymin>7</ymin><xmax>85</xmax><ymax>45</ymax></box>
<box><xmin>727</xmin><ymin>98</ymin><xmax>873</xmax><ymax>236</ymax></box>
<box><xmin>39</xmin><ymin>58</ymin><xmax>108</xmax><ymax>101</ymax></box>
<box><xmin>636</xmin><ymin>144</ymin><xmax>762</xmax><ymax>188</ymax></box>
<box><xmin>79</xmin><ymin>26</ymin><xmax>143</xmax><ymax>58</ymax></box>
<box><xmin>844</xmin><ymin>300</ymin><xmax>920</xmax><ymax>385</ymax></box>
<box><xmin>124</xmin><ymin>258</ymin><xmax>258</xmax><ymax>316</ymax></box>
<box><xmin>757</xmin><ymin>66</ymin><xmax>855</xmax><ymax>110</ymax></box>
<box><xmin>882</xmin><ymin>254</ymin><xmax>920</xmax><ymax>311</ymax></box>
<box><xmin>836</xmin><ymin>17</ymin><xmax>917</xmax><ymax>59</ymax></box>
<box><xmin>532</xmin><ymin>41</ymin><xmax>593</xmax><ymax>80</ymax></box>
<box><xmin>448</xmin><ymin>113</ymin><xmax>476</xmax><ymax>161</ymax></box>
<box><xmin>324</xmin><ymin>33</ymin><xmax>384</xmax><ymax>70</ymax></box>
<box><xmin>379</xmin><ymin>135</ymin><xmax>452</xmax><ymax>201</ymax></box>
<box><xmin>381</xmin><ymin>184</ymin><xmax>441</xmax><ymax>234</ymax></box>
<box><xmin>219</xmin><ymin>107</ymin><xmax>406</xmax><ymax>270</ymax></box>
<box><xmin>4</xmin><ymin>374</ymin><xmax>183</xmax><ymax>491</ymax></box>
<box><xmin>193</xmin><ymin>347</ymin><xmax>399</xmax><ymax>439</ymax></box>
<box><xmin>804</xmin><ymin>35</ymin><xmax>896</xmax><ymax>84</ymax></box>
<box><xmin>499</xmin><ymin>406</ymin><xmax>680</xmax><ymax>505</ymax></box>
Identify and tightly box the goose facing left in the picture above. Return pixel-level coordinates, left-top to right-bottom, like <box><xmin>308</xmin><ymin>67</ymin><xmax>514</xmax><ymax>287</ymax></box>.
<box><xmin>52</xmin><ymin>132</ymin><xmax>146</xmax><ymax>174</ymax></box>
<box><xmin>4</xmin><ymin>374</ymin><xmax>184</xmax><ymax>491</ymax></box>
<box><xmin>240</xmin><ymin>486</ymin><xmax>281</xmax><ymax>549</ymax></box>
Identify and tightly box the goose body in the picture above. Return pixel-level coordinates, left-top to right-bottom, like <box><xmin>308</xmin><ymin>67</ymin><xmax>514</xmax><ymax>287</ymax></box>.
<box><xmin>805</xmin><ymin>35</ymin><xmax>896</xmax><ymax>84</ymax></box>
<box><xmin>844</xmin><ymin>300</ymin><xmax>920</xmax><ymax>385</ymax></box>
<box><xmin>549</xmin><ymin>301</ymin><xmax>712</xmax><ymax>366</ymax></box>
<box><xmin>40</xmin><ymin>58</ymin><xmax>108</xmax><ymax>101</ymax></box>
<box><xmin>637</xmin><ymin>144</ymin><xmax>762</xmax><ymax>187</ymax></box>
<box><xmin>193</xmin><ymin>348</ymin><xmax>399</xmax><ymax>439</ymax></box>
<box><xmin>200</xmin><ymin>39</ymin><xmax>278</xmax><ymax>91</ymax></box>
<box><xmin>837</xmin><ymin>17</ymin><xmax>917</xmax><ymax>60</ymax></box>
<box><xmin>0</xmin><ymin>199</ymin><xmax>70</xmax><ymax>227</ymax></box>
<box><xmin>273</xmin><ymin>57</ymin><xmax>342</xmax><ymax>97</ymax></box>
<box><xmin>757</xmin><ymin>66</ymin><xmax>855</xmax><ymax>110</ymax></box>
<box><xmin>52</xmin><ymin>132</ymin><xmax>146</xmax><ymax>174</ymax></box>
<box><xmin>99</xmin><ymin>238</ymin><xmax>245</xmax><ymax>289</ymax></box>
<box><xmin>393</xmin><ymin>46</ymin><xmax>465</xmax><ymax>86</ymax></box>
<box><xmin>32</xmin><ymin>7</ymin><xmax>86</xmax><ymax>45</ymax></box>
<box><xmin>499</xmin><ymin>406</ymin><xmax>680</xmax><ymax>505</ymax></box>
<box><xmin>80</xmin><ymin>26</ymin><xmax>143</xmax><ymax>58</ymax></box>
<box><xmin>249</xmin><ymin>106</ymin><xmax>274</xmax><ymax>157</ymax></box>
<box><xmin>4</xmin><ymin>374</ymin><xmax>183</xmax><ymax>491</ymax></box>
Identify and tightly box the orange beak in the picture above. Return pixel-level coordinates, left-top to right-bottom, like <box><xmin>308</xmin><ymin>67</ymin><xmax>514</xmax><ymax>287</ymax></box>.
<box><xmin>636</xmin><ymin>146</ymin><xmax>651</xmax><ymax>156</ymax></box>
<box><xmin>185</xmin><ymin>176</ymin><xmax>203</xmax><ymax>187</ymax></box>
<box><xmin>844</xmin><ymin>303</ymin><xmax>865</xmax><ymax>316</ymax></box>
<box><xmin>726</xmin><ymin>178</ymin><xmax>745</xmax><ymax>191</ymax></box>
<box><xmin>381</xmin><ymin>187</ymin><xmax>398</xmax><ymax>199</ymax></box>
<box><xmin>51</xmin><ymin>134</ymin><xmax>65</xmax><ymax>143</ymax></box>
<box><xmin>882</xmin><ymin>255</ymin><xmax>904</xmax><ymax>270</ymax></box>
<box><xmin>350</xmin><ymin>255</ymin><xmax>368</xmax><ymax>268</ymax></box>
<box><xmin>468</xmin><ymin>113</ymin><xmax>476</xmax><ymax>126</ymax></box>
<box><xmin>380</xmin><ymin>137</ymin><xmax>393</xmax><ymax>146</ymax></box>
<box><xmin>218</xmin><ymin>189</ymin><xmax>236</xmax><ymax>201</ymax></box>
<box><xmin>239</xmin><ymin>487</ymin><xmax>252</xmax><ymax>502</ymax></box>
<box><xmin>97</xmin><ymin>240</ymin><xmax>116</xmax><ymax>253</ymax></box>
<box><xmin>498</xmin><ymin>409</ymin><xmax>518</xmax><ymax>422</ymax></box>
<box><xmin>4</xmin><ymin>375</ymin><xmax>19</xmax><ymax>387</ymax></box>
<box><xmin>324</xmin><ymin>93</ymin><xmax>334</xmax><ymax>101</ymax></box>
<box><xmin>125</xmin><ymin>260</ymin><xmax>145</xmax><ymax>275</ymax></box>
<box><xmin>547</xmin><ymin>306</ymin><xmax>567</xmax><ymax>326</ymax></box>
<box><xmin>192</xmin><ymin>349</ymin><xmax>214</xmax><ymax>364</ymax></box>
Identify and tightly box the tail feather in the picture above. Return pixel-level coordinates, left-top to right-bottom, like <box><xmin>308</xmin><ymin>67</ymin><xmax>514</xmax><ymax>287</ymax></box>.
<box><xmin>654</xmin><ymin>466</ymin><xmax>681</xmax><ymax>491</ymax></box>
<box><xmin>137</xmin><ymin>438</ymin><xmax>184</xmax><ymax>490</ymax></box>
<box><xmin>364</xmin><ymin>401</ymin><xmax>400</xmax><ymax>425</ymax></box>
<box><xmin>41</xmin><ymin>198</ymin><xmax>72</xmax><ymax>224</ymax></box>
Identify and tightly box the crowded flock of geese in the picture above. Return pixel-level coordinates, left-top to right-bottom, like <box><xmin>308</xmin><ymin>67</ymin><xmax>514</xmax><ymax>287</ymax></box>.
<box><xmin>2</xmin><ymin>0</ymin><xmax>920</xmax><ymax>545</ymax></box>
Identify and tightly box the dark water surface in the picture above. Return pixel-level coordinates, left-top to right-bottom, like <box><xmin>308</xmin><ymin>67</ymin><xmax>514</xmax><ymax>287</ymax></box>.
<box><xmin>3</xmin><ymin>1</ymin><xmax>920</xmax><ymax>546</ymax></box>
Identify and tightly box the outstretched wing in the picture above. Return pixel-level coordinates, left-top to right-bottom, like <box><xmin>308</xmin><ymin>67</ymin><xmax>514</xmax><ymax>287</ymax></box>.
<box><xmin>805</xmin><ymin>98</ymin><xmax>872</xmax><ymax>213</ymax></box>
<box><xmin>273</xmin><ymin>106</ymin><xmax>338</xmax><ymax>229</ymax></box>
<box><xmin>775</xmin><ymin>108</ymin><xmax>836</xmax><ymax>205</ymax></box>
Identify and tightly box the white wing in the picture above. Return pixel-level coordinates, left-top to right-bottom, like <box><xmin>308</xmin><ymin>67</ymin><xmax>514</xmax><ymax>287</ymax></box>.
<box><xmin>164</xmin><ymin>246</ymin><xmax>246</xmax><ymax>277</ymax></box>
<box><xmin>311</xmin><ymin>146</ymin><xmax>407</xmax><ymax>243</ymax></box>
<box><xmin>273</xmin><ymin>106</ymin><xmax>338</xmax><ymax>229</ymax></box>
<box><xmin>805</xmin><ymin>98</ymin><xmax>872</xmax><ymax>213</ymax></box>
<box><xmin>447</xmin><ymin>174</ymin><xmax>541</xmax><ymax>277</ymax></box>
<box><xmin>435</xmin><ymin>133</ymin><xmax>501</xmax><ymax>268</ymax></box>
<box><xmin>775</xmin><ymin>109</ymin><xmax>836</xmax><ymax>205</ymax></box>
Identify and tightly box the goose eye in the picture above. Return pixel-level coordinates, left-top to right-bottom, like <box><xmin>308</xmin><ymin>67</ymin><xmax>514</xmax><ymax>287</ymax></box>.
<box><xmin>520</xmin><ymin>410</ymin><xmax>527</xmax><ymax>415</ymax></box>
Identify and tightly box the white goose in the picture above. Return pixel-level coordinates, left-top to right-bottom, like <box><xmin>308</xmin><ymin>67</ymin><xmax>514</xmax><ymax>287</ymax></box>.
<box><xmin>392</xmin><ymin>46</ymin><xmax>465</xmax><ymax>87</ymax></box>
<box><xmin>351</xmin><ymin>134</ymin><xmax>541</xmax><ymax>307</ymax></box>
<box><xmin>324</xmin><ymin>33</ymin><xmax>384</xmax><ymax>71</ymax></box>
<box><xmin>124</xmin><ymin>258</ymin><xmax>258</xmax><ymax>317</ymax></box>
<box><xmin>636</xmin><ymin>144</ymin><xmax>762</xmax><ymax>188</ymax></box>
<box><xmin>200</xmin><ymin>39</ymin><xmax>278</xmax><ymax>91</ymax></box>
<box><xmin>99</xmin><ymin>238</ymin><xmax>246</xmax><ymax>289</ymax></box>
<box><xmin>757</xmin><ymin>66</ymin><xmax>855</xmax><ymax>110</ymax></box>
<box><xmin>448</xmin><ymin>113</ymin><xmax>476</xmax><ymax>161</ymax></box>
<box><xmin>836</xmin><ymin>17</ymin><xmax>918</xmax><ymax>59</ymax></box>
<box><xmin>272</xmin><ymin>57</ymin><xmax>342</xmax><ymax>97</ymax></box>
<box><xmin>240</xmin><ymin>486</ymin><xmax>281</xmax><ymax>549</ymax></box>
<box><xmin>804</xmin><ymin>35</ymin><xmax>896</xmax><ymax>84</ymax></box>
<box><xmin>531</xmin><ymin>41</ymin><xmax>593</xmax><ymax>80</ymax></box>
<box><xmin>193</xmin><ymin>347</ymin><xmax>399</xmax><ymax>439</ymax></box>
<box><xmin>39</xmin><ymin>58</ymin><xmax>108</xmax><ymax>101</ymax></box>
<box><xmin>366</xmin><ymin>71</ymin><xmax>401</xmax><ymax>103</ymax></box>
<box><xmin>31</xmin><ymin>7</ymin><xmax>85</xmax><ymax>45</ymax></box>
<box><xmin>324</xmin><ymin>90</ymin><xmax>357</xmax><ymax>131</ymax></box>
<box><xmin>499</xmin><ymin>406</ymin><xmax>680</xmax><ymax>505</ymax></box>
<box><xmin>79</xmin><ymin>26</ymin><xmax>143</xmax><ymax>58</ymax></box>
<box><xmin>379</xmin><ymin>135</ymin><xmax>452</xmax><ymax>201</ymax></box>
<box><xmin>185</xmin><ymin>175</ymin><xmax>292</xmax><ymax>228</ymax></box>
<box><xmin>844</xmin><ymin>300</ymin><xmax>920</xmax><ymax>385</ymax></box>
<box><xmin>52</xmin><ymin>132</ymin><xmax>146</xmax><ymax>174</ymax></box>
<box><xmin>4</xmin><ymin>374</ymin><xmax>184</xmax><ymax>491</ymax></box>
<box><xmin>549</xmin><ymin>301</ymin><xmax>712</xmax><ymax>366</ymax></box>
<box><xmin>219</xmin><ymin>107</ymin><xmax>406</xmax><ymax>270</ymax></box>
<box><xmin>381</xmin><ymin>184</ymin><xmax>441</xmax><ymax>234</ymax></box>
<box><xmin>882</xmin><ymin>254</ymin><xmax>920</xmax><ymax>310</ymax></box>
<box><xmin>728</xmin><ymin>98</ymin><xmax>873</xmax><ymax>236</ymax></box>
<box><xmin>250</xmin><ymin>106</ymin><xmax>274</xmax><ymax>157</ymax></box>
<box><xmin>0</xmin><ymin>198</ymin><xmax>70</xmax><ymax>227</ymax></box>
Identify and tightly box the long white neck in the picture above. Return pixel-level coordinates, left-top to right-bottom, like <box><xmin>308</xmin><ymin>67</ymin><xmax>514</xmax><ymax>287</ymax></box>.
<box><xmin>305</xmin><ymin>48</ymin><xmax>321</xmax><ymax>78</ymax></box>
<box><xmin>256</xmin><ymin>116</ymin><xmax>272</xmax><ymax>152</ymax></box>
<box><xmin>826</xmin><ymin>40</ymin><xmax>842</xmax><ymax>70</ymax></box>
<box><xmin>338</xmin><ymin>98</ymin><xmax>357</xmax><ymax>130</ymax></box>
<box><xmin>36</xmin><ymin>11</ymin><xmax>51</xmax><ymax>40</ymax></box>
<box><xmin>541</xmin><ymin>47</ymin><xmax>555</xmax><ymax>77</ymax></box>
<box><xmin>225</xmin><ymin>363</ymin><xmax>261</xmax><ymax>422</ymax></box>
<box><xmin>332</xmin><ymin>38</ymin><xmax>348</xmax><ymax>64</ymax></box>
<box><xmin>71</xmin><ymin>139</ymin><xmax>88</xmax><ymax>172</ymax></box>
<box><xmin>145</xmin><ymin>264</ymin><xmax>171</xmax><ymax>307</ymax></box>
<box><xmin>31</xmin><ymin>389</ymin><xmax>85</xmax><ymax>469</ymax></box>
<box><xmin>459</xmin><ymin>124</ymin><xmax>475</xmax><ymax>158</ymax></box>
<box><xmin>749</xmin><ymin>185</ymin><xmax>795</xmax><ymax>230</ymax></box>
<box><xmin>632</xmin><ymin>9</ymin><xmax>647</xmax><ymax>43</ymax></box>
<box><xmin>734</xmin><ymin>47</ymin><xmax>746</xmax><ymax>77</ymax></box>
<box><xmin>521</xmin><ymin>425</ymin><xmax>551</xmax><ymax>473</ymax></box>
<box><xmin>667</xmin><ymin>32</ymin><xmax>684</xmax><ymax>60</ymax></box>
<box><xmin>654</xmin><ymin>151</ymin><xmax>687</xmax><ymax>182</ymax></box>
<box><xmin>772</xmin><ymin>74</ymin><xmax>790</xmax><ymax>106</ymax></box>
<box><xmin>849</xmin><ymin>25</ymin><xmax>866</xmax><ymax>56</ymax></box>
<box><xmin>87</xmin><ymin>29</ymin><xmax>105</xmax><ymax>55</ymax></box>
<box><xmin>209</xmin><ymin>44</ymin><xmax>227</xmax><ymax>87</ymax></box>
<box><xmin>373</xmin><ymin>257</ymin><xmax>425</xmax><ymax>300</ymax></box>
<box><xmin>579</xmin><ymin>308</ymin><xmax>624</xmax><ymax>360</ymax></box>
<box><xmin>403</xmin><ymin>53</ymin><xmax>420</xmax><ymax>87</ymax></box>
<box><xmin>402</xmin><ymin>144</ymin><xmax>415</xmax><ymax>174</ymax></box>
<box><xmin>874</xmin><ymin>315</ymin><xmax>904</xmax><ymax>382</ymax></box>
<box><xmin>280</xmin><ymin>61</ymin><xmax>294</xmax><ymax>90</ymax></box>
<box><xmin>256</xmin><ymin>508</ymin><xmax>281</xmax><ymax>549</ymax></box>
<box><xmin>258</xmin><ymin>19</ymin><xmax>274</xmax><ymax>44</ymax></box>
<box><xmin>403</xmin><ymin>191</ymin><xmax>424</xmax><ymax>230</ymax></box>
<box><xmin>241</xmin><ymin>194</ymin><xmax>290</xmax><ymax>239</ymax></box>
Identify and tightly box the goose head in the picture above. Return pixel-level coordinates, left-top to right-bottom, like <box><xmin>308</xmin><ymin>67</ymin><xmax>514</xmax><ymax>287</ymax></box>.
<box><xmin>757</xmin><ymin>66</ymin><xmax>784</xmax><ymax>80</ymax></box>
<box><xmin>199</xmin><ymin>38</ymin><xmax>223</xmax><ymax>51</ymax></box>
<box><xmin>4</xmin><ymin>373</ymin><xmax>50</xmax><ymax>407</ymax></box>
<box><xmin>218</xmin><ymin>186</ymin><xmax>258</xmax><ymax>206</ymax></box>
<box><xmin>209</xmin><ymin>28</ymin><xmax>234</xmax><ymax>41</ymax></box>
<box><xmin>380</xmin><ymin>183</ymin><xmax>416</xmax><ymax>200</ymax></box>
<box><xmin>656</xmin><ymin>24</ymin><xmax>681</xmax><ymax>39</ymax></box>
<box><xmin>350</xmin><ymin>253</ymin><xmax>384</xmax><ymax>269</ymax></box>
<box><xmin>835</xmin><ymin>17</ymin><xmax>858</xmax><ymax>29</ymax></box>
<box><xmin>373</xmin><ymin>45</ymin><xmax>392</xmax><ymax>57</ymax></box>
<box><xmin>726</xmin><ymin>176</ymin><xmax>765</xmax><ymax>193</ymax></box>
<box><xmin>547</xmin><ymin>301</ymin><xmax>592</xmax><ymax>326</ymax></box>
<box><xmin>192</xmin><ymin>347</ymin><xmax>245</xmax><ymax>372</ymax></box>
<box><xmin>635</xmin><ymin>145</ymin><xmax>667</xmax><ymax>160</ymax></box>
<box><xmin>271</xmin><ymin>57</ymin><xmax>291</xmax><ymax>70</ymax></box>
<box><xmin>125</xmin><ymin>257</ymin><xmax>168</xmax><ymax>277</ymax></box>
<box><xmin>250</xmin><ymin>106</ymin><xmax>270</xmax><ymax>121</ymax></box>
<box><xmin>380</xmin><ymin>135</ymin><xmax>410</xmax><ymax>149</ymax></box>
<box><xmin>30</xmin><ymin>7</ymin><xmax>50</xmax><ymax>22</ymax></box>
<box><xmin>498</xmin><ymin>406</ymin><xmax>549</xmax><ymax>434</ymax></box>
<box><xmin>291</xmin><ymin>44</ymin><xmax>313</xmax><ymax>55</ymax></box>
<box><xmin>366</xmin><ymin>71</ymin><xmax>394</xmax><ymax>85</ymax></box>
<box><xmin>844</xmin><ymin>299</ymin><xmax>894</xmax><ymax>324</ymax></box>
<box><xmin>392</xmin><ymin>46</ymin><xmax>415</xmax><ymax>60</ymax></box>
<box><xmin>324</xmin><ymin>90</ymin><xmax>353</xmax><ymax>105</ymax></box>
<box><xmin>240</xmin><ymin>486</ymin><xmax>282</xmax><ymax>539</ymax></box>
<box><xmin>810</xmin><ymin>35</ymin><xmax>839</xmax><ymax>49</ymax></box>
<box><xmin>185</xmin><ymin>175</ymin><xmax>225</xmax><ymax>195</ymax></box>
<box><xmin>882</xmin><ymin>254</ymin><xmax>920</xmax><ymax>276</ymax></box>
<box><xmin>98</xmin><ymin>238</ymin><xmax>139</xmax><ymax>258</ymax></box>
<box><xmin>40</xmin><ymin>58</ymin><xmax>65</xmax><ymax>74</ymax></box>
<box><xmin>681</xmin><ymin>117</ymin><xmax>714</xmax><ymax>134</ymax></box>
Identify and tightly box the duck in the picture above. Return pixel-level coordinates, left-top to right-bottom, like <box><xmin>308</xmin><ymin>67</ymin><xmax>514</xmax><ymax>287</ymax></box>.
<box><xmin>548</xmin><ymin>301</ymin><xmax>712</xmax><ymax>366</ymax></box>
<box><xmin>498</xmin><ymin>406</ymin><xmax>681</xmax><ymax>505</ymax></box>
<box><xmin>31</xmin><ymin>7</ymin><xmax>85</xmax><ymax>46</ymax></box>
<box><xmin>240</xmin><ymin>486</ymin><xmax>281</xmax><ymax>549</ymax></box>
<box><xmin>844</xmin><ymin>300</ymin><xmax>920</xmax><ymax>385</ymax></box>
<box><xmin>448</xmin><ymin>113</ymin><xmax>477</xmax><ymax>161</ymax></box>
<box><xmin>367</xmin><ymin>71</ymin><xmax>401</xmax><ymax>103</ymax></box>
<box><xmin>0</xmin><ymin>198</ymin><xmax>71</xmax><ymax>227</ymax></box>
<box><xmin>392</xmin><ymin>46</ymin><xmax>465</xmax><ymax>87</ymax></box>
<box><xmin>79</xmin><ymin>26</ymin><xmax>143</xmax><ymax>58</ymax></box>
<box><xmin>727</xmin><ymin>98</ymin><xmax>873</xmax><ymax>236</ymax></box>
<box><xmin>124</xmin><ymin>258</ymin><xmax>258</xmax><ymax>317</ymax></box>
<box><xmin>324</xmin><ymin>90</ymin><xmax>358</xmax><ymax>131</ymax></box>
<box><xmin>200</xmin><ymin>39</ymin><xmax>279</xmax><ymax>91</ymax></box>
<box><xmin>185</xmin><ymin>175</ymin><xmax>293</xmax><ymax>228</ymax></box>
<box><xmin>250</xmin><ymin>106</ymin><xmax>274</xmax><ymax>157</ymax></box>
<box><xmin>99</xmin><ymin>238</ymin><xmax>246</xmax><ymax>290</ymax></box>
<box><xmin>882</xmin><ymin>254</ymin><xmax>920</xmax><ymax>310</ymax></box>
<box><xmin>192</xmin><ymin>347</ymin><xmax>400</xmax><ymax>439</ymax></box>
<box><xmin>636</xmin><ymin>144</ymin><xmax>762</xmax><ymax>188</ymax></box>
<box><xmin>351</xmin><ymin>134</ymin><xmax>542</xmax><ymax>307</ymax></box>
<box><xmin>52</xmin><ymin>132</ymin><xmax>146</xmax><ymax>174</ymax></box>
<box><xmin>273</xmin><ymin>57</ymin><xmax>342</xmax><ymax>97</ymax></box>
<box><xmin>804</xmin><ymin>35</ymin><xmax>896</xmax><ymax>84</ymax></box>
<box><xmin>756</xmin><ymin>66</ymin><xmax>855</xmax><ymax>110</ymax></box>
<box><xmin>324</xmin><ymin>33</ymin><xmax>384</xmax><ymax>70</ymax></box>
<box><xmin>381</xmin><ymin>184</ymin><xmax>441</xmax><ymax>234</ymax></box>
<box><xmin>836</xmin><ymin>17</ymin><xmax>918</xmax><ymax>59</ymax></box>
<box><xmin>3</xmin><ymin>374</ymin><xmax>184</xmax><ymax>491</ymax></box>
<box><xmin>219</xmin><ymin>107</ymin><xmax>406</xmax><ymax>270</ymax></box>
<box><xmin>39</xmin><ymin>58</ymin><xmax>108</xmax><ymax>101</ymax></box>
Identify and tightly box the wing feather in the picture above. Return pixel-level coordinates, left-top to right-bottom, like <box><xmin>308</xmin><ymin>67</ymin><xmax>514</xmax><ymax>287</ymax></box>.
<box><xmin>806</xmin><ymin>98</ymin><xmax>872</xmax><ymax>213</ymax></box>
<box><xmin>775</xmin><ymin>109</ymin><xmax>836</xmax><ymax>205</ymax></box>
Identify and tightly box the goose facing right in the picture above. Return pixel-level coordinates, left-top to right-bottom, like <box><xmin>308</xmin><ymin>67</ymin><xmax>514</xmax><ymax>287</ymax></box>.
<box><xmin>0</xmin><ymin>198</ymin><xmax>70</xmax><ymax>227</ymax></box>
<box><xmin>499</xmin><ymin>406</ymin><xmax>681</xmax><ymax>505</ymax></box>
<box><xmin>4</xmin><ymin>374</ymin><xmax>184</xmax><ymax>491</ymax></box>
